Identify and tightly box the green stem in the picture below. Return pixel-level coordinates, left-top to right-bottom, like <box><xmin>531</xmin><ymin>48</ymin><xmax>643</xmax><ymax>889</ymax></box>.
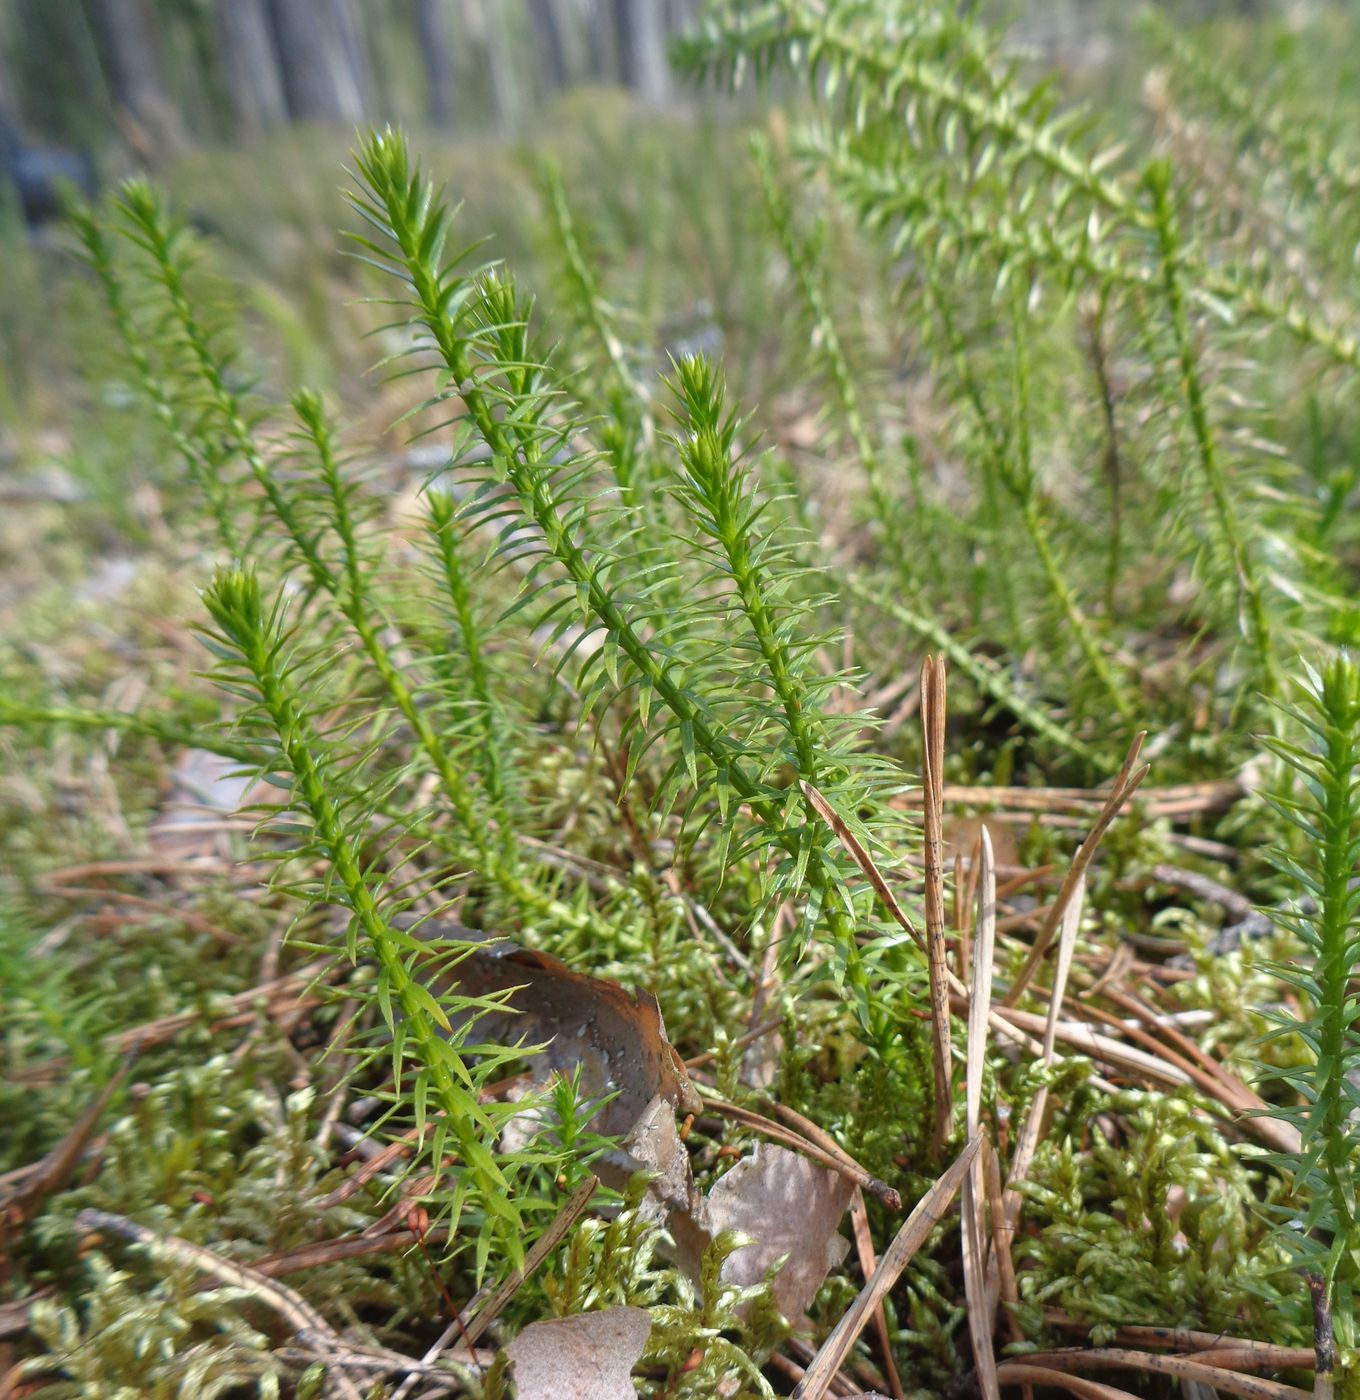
<box><xmin>117</xmin><ymin>186</ymin><xmax>330</xmax><ymax>594</ymax></box>
<box><xmin>766</xmin><ymin>1</ymin><xmax>1360</xmax><ymax>372</ymax></box>
<box><xmin>752</xmin><ymin>135</ymin><xmax>893</xmax><ymax>524</ymax></box>
<box><xmin>842</xmin><ymin>576</ymin><xmax>1100</xmax><ymax>765</ymax></box>
<box><xmin>71</xmin><ymin>202</ymin><xmax>239</xmax><ymax>553</ymax></box>
<box><xmin>1147</xmin><ymin>164</ymin><xmax>1279</xmax><ymax>697</ymax></box>
<box><xmin>1021</xmin><ymin>500</ymin><xmax>1137</xmax><ymax>723</ymax></box>
<box><xmin>202</xmin><ymin>572</ymin><xmax>518</xmax><ymax>1244</ymax></box>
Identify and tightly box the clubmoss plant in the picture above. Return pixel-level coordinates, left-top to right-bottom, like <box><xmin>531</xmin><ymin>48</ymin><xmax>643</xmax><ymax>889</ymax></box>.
<box><xmin>13</xmin><ymin>5</ymin><xmax>1360</xmax><ymax>1390</ymax></box>
<box><xmin>1262</xmin><ymin>656</ymin><xmax>1360</xmax><ymax>1394</ymax></box>
<box><xmin>199</xmin><ymin>567</ymin><xmax>535</xmax><ymax>1271</ymax></box>
<box><xmin>347</xmin><ymin>128</ymin><xmax>908</xmax><ymax>1030</ymax></box>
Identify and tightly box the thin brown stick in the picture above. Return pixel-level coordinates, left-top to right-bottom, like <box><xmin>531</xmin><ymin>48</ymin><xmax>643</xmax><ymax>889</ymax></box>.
<box><xmin>983</xmin><ymin>1138</ymin><xmax>1022</xmax><ymax>1343</ymax></box>
<box><xmin>37</xmin><ymin>857</ymin><xmax>235</xmax><ymax>883</ymax></box>
<box><xmin>1041</xmin><ymin>1313</ymin><xmax>1309</xmax><ymax>1360</ymax></box>
<box><xmin>921</xmin><ymin>656</ymin><xmax>955</xmax><ymax>1158</ymax></box>
<box><xmin>2</xmin><ymin>1058</ymin><xmax>131</xmax><ymax>1230</ymax></box>
<box><xmin>996</xmin><ymin>1362</ymin><xmax>1144</xmax><ymax>1400</ymax></box>
<box><xmin>768</xmin><ymin>1102</ymin><xmax>876</xmax><ymax>1177</ymax></box>
<box><xmin>700</xmin><ymin>1092</ymin><xmax>901</xmax><ymax>1209</ymax></box>
<box><xmin>799</xmin><ymin>779</ymin><xmax>924</xmax><ymax>953</ymax></box>
<box><xmin>684</xmin><ymin>1017</ymin><xmax>783</xmax><ymax>1071</ymax></box>
<box><xmin>316</xmin><ymin>1127</ymin><xmax>423</xmax><ymax>1209</ymax></box>
<box><xmin>1019</xmin><ymin>1348</ymin><xmax>1313</xmax><ymax>1400</ymax></box>
<box><xmin>105</xmin><ymin>959</ymin><xmax>336</xmax><ymax>1054</ymax></box>
<box><xmin>1106</xmin><ymin>981</ymin><xmax>1298</xmax><ymax>1150</ymax></box>
<box><xmin>41</xmin><ymin>886</ymin><xmax>245</xmax><ymax>946</ymax></box>
<box><xmin>1192</xmin><ymin>1348</ymin><xmax>1316</xmax><ymax>1373</ymax></box>
<box><xmin>792</xmin><ymin>1137</ymin><xmax>981</xmax><ymax>1400</ymax></box>
<box><xmin>254</xmin><ymin>1227</ymin><xmax>450</xmax><ymax>1276</ymax></box>
<box><xmin>1005</xmin><ymin>733</ymin><xmax>1149</xmax><ymax>1007</ymax></box>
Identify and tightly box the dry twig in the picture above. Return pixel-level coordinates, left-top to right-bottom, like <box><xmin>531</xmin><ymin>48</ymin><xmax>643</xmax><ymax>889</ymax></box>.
<box><xmin>791</xmin><ymin>1137</ymin><xmax>981</xmax><ymax>1400</ymax></box>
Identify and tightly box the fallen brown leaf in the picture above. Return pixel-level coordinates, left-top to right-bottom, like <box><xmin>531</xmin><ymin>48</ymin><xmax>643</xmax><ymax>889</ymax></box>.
<box><xmin>677</xmin><ymin>1143</ymin><xmax>856</xmax><ymax>1323</ymax></box>
<box><xmin>618</xmin><ymin>1094</ymin><xmax>704</xmax><ymax>1224</ymax></box>
<box><xmin>505</xmin><ymin>1306</ymin><xmax>651</xmax><ymax>1400</ymax></box>
<box><xmin>414</xmin><ymin>918</ymin><xmax>701</xmax><ymax>1140</ymax></box>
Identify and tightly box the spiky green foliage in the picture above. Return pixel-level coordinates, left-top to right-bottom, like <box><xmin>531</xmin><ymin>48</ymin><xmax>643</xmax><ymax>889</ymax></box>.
<box><xmin>1262</xmin><ymin>657</ymin><xmax>1360</xmax><ymax>1366</ymax></box>
<box><xmin>199</xmin><ymin>567</ymin><xmax>534</xmax><ymax>1270</ymax></box>
<box><xmin>680</xmin><ymin>0</ymin><xmax>1360</xmax><ymax>751</ymax></box>
<box><xmin>14</xmin><ymin>4</ymin><xmax>1360</xmax><ymax>1391</ymax></box>
<box><xmin>346</xmin><ymin>128</ymin><xmax>910</xmax><ymax>1028</ymax></box>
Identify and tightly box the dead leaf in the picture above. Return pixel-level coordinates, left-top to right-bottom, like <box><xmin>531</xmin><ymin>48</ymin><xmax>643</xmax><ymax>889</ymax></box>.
<box><xmin>505</xmin><ymin>1306</ymin><xmax>651</xmax><ymax>1400</ymax></box>
<box><xmin>617</xmin><ymin>1095</ymin><xmax>703</xmax><ymax>1224</ymax></box>
<box><xmin>680</xmin><ymin>1143</ymin><xmax>855</xmax><ymax>1323</ymax></box>
<box><xmin>415</xmin><ymin>919</ymin><xmax>701</xmax><ymax>1138</ymax></box>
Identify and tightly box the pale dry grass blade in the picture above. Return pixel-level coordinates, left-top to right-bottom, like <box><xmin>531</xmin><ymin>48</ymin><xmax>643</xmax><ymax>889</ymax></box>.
<box><xmin>965</xmin><ymin>828</ymin><xmax>996</xmax><ymax>1140</ymax></box>
<box><xmin>800</xmin><ymin>779</ymin><xmax>924</xmax><ymax>953</ymax></box>
<box><xmin>848</xmin><ymin>1191</ymin><xmax>905</xmax><ymax>1400</ymax></box>
<box><xmin>1005</xmin><ymin>874</ymin><xmax>1085</xmax><ymax>1225</ymax></box>
<box><xmin>1093</xmin><ymin>983</ymin><xmax>1301</xmax><ymax>1152</ymax></box>
<box><xmin>791</xmin><ymin>1137</ymin><xmax>981</xmax><ymax>1400</ymax></box>
<box><xmin>961</xmin><ymin>827</ymin><xmax>999</xmax><ymax>1400</ymax></box>
<box><xmin>700</xmin><ymin>1092</ymin><xmax>901</xmax><ymax>1208</ymax></box>
<box><xmin>921</xmin><ymin>656</ymin><xmax>955</xmax><ymax>1156</ymax></box>
<box><xmin>802</xmin><ymin>782</ymin><xmax>1047</xmax><ymax>1060</ymax></box>
<box><xmin>953</xmin><ymin>850</ymin><xmax>972</xmax><ymax>981</ymax></box>
<box><xmin>995</xmin><ymin>1007</ymin><xmax>1192</xmax><ymax>1087</ymax></box>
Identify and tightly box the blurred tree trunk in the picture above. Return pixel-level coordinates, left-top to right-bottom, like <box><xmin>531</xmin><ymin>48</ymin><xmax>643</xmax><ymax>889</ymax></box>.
<box><xmin>612</xmin><ymin>0</ymin><xmax>668</xmax><ymax>103</ymax></box>
<box><xmin>92</xmin><ymin>0</ymin><xmax>183</xmax><ymax>152</ymax></box>
<box><xmin>665</xmin><ymin>0</ymin><xmax>698</xmax><ymax>35</ymax></box>
<box><xmin>267</xmin><ymin>0</ymin><xmax>365</xmax><ymax>124</ymax></box>
<box><xmin>214</xmin><ymin>0</ymin><xmax>288</xmax><ymax>133</ymax></box>
<box><xmin>528</xmin><ymin>0</ymin><xmax>569</xmax><ymax>92</ymax></box>
<box><xmin>414</xmin><ymin>0</ymin><xmax>455</xmax><ymax>126</ymax></box>
<box><xmin>0</xmin><ymin>19</ymin><xmax>15</xmax><ymax>119</ymax></box>
<box><xmin>329</xmin><ymin>0</ymin><xmax>373</xmax><ymax>111</ymax></box>
<box><xmin>586</xmin><ymin>0</ymin><xmax>618</xmax><ymax>82</ymax></box>
<box><xmin>458</xmin><ymin>0</ymin><xmax>517</xmax><ymax>129</ymax></box>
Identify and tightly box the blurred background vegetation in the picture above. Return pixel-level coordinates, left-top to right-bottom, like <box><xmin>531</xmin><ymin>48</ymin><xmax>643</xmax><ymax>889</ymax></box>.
<box><xmin>2</xmin><ymin>0</ymin><xmax>699</xmax><ymax>154</ymax></box>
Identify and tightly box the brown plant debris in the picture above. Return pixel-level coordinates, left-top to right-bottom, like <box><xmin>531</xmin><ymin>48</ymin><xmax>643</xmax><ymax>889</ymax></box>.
<box><xmin>504</xmin><ymin>1305</ymin><xmax>652</xmax><ymax>1400</ymax></box>
<box><xmin>677</xmin><ymin>1142</ymin><xmax>856</xmax><ymax>1324</ymax></box>
<box><xmin>413</xmin><ymin>918</ymin><xmax>701</xmax><ymax>1138</ymax></box>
